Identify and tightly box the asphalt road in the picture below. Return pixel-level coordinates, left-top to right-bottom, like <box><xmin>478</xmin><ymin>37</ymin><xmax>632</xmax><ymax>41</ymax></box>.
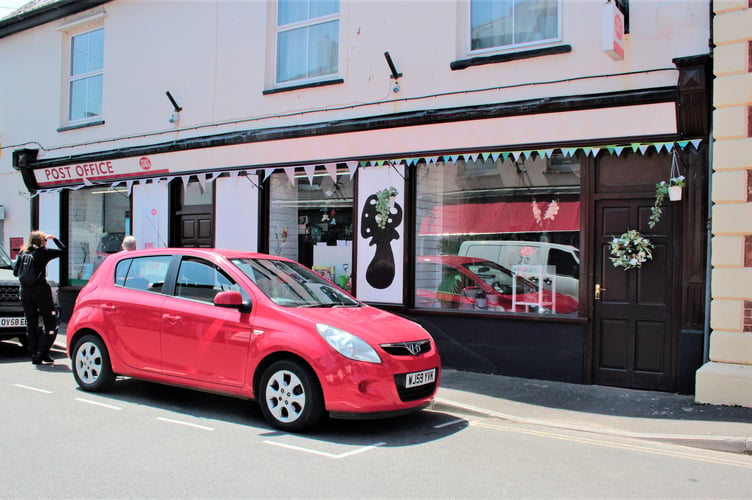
<box><xmin>2</xmin><ymin>340</ymin><xmax>751</xmax><ymax>499</ymax></box>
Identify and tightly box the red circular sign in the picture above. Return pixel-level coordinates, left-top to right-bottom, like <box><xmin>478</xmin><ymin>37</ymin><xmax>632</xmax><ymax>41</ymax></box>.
<box><xmin>614</xmin><ymin>14</ymin><xmax>624</xmax><ymax>40</ymax></box>
<box><xmin>151</xmin><ymin>209</ymin><xmax>157</xmax><ymax>216</ymax></box>
<box><xmin>139</xmin><ymin>157</ymin><xmax>152</xmax><ymax>171</ymax></box>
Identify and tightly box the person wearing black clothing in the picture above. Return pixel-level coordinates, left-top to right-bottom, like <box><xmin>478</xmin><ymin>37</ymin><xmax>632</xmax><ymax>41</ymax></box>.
<box><xmin>13</xmin><ymin>231</ymin><xmax>66</xmax><ymax>365</ymax></box>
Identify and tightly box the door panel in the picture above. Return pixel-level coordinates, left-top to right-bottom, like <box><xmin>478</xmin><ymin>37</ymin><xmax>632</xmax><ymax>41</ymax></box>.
<box><xmin>179</xmin><ymin>213</ymin><xmax>213</xmax><ymax>247</ymax></box>
<box><xmin>593</xmin><ymin>198</ymin><xmax>675</xmax><ymax>390</ymax></box>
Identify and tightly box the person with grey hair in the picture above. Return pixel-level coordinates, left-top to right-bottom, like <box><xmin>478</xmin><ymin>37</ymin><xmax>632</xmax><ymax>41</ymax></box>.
<box><xmin>121</xmin><ymin>235</ymin><xmax>137</xmax><ymax>251</ymax></box>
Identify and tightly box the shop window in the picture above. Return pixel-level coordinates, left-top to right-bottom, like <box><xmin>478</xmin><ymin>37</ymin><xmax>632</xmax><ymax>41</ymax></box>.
<box><xmin>68</xmin><ymin>186</ymin><xmax>131</xmax><ymax>285</ymax></box>
<box><xmin>275</xmin><ymin>0</ymin><xmax>339</xmax><ymax>85</ymax></box>
<box><xmin>67</xmin><ymin>27</ymin><xmax>104</xmax><ymax>123</ymax></box>
<box><xmin>268</xmin><ymin>167</ymin><xmax>353</xmax><ymax>289</ymax></box>
<box><xmin>470</xmin><ymin>0</ymin><xmax>560</xmax><ymax>53</ymax></box>
<box><xmin>414</xmin><ymin>153</ymin><xmax>581</xmax><ymax>315</ymax></box>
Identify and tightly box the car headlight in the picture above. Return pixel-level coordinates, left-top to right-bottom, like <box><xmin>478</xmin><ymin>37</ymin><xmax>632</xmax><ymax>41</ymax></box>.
<box><xmin>316</xmin><ymin>324</ymin><xmax>381</xmax><ymax>364</ymax></box>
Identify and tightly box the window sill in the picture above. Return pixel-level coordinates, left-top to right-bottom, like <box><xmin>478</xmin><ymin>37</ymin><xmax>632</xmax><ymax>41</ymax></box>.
<box><xmin>263</xmin><ymin>78</ymin><xmax>344</xmax><ymax>95</ymax></box>
<box><xmin>450</xmin><ymin>44</ymin><xmax>572</xmax><ymax>71</ymax></box>
<box><xmin>57</xmin><ymin>119</ymin><xmax>105</xmax><ymax>132</ymax></box>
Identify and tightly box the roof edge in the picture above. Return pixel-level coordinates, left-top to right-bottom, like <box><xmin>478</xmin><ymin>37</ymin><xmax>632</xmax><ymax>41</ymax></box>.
<box><xmin>0</xmin><ymin>0</ymin><xmax>112</xmax><ymax>39</ymax></box>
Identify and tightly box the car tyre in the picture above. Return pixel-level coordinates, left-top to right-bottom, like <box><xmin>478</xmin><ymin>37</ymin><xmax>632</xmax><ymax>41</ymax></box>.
<box><xmin>259</xmin><ymin>359</ymin><xmax>323</xmax><ymax>432</ymax></box>
<box><xmin>72</xmin><ymin>334</ymin><xmax>115</xmax><ymax>392</ymax></box>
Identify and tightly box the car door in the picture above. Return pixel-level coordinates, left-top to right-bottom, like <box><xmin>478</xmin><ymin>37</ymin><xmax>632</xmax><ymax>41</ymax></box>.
<box><xmin>101</xmin><ymin>255</ymin><xmax>172</xmax><ymax>373</ymax></box>
<box><xmin>160</xmin><ymin>256</ymin><xmax>253</xmax><ymax>387</ymax></box>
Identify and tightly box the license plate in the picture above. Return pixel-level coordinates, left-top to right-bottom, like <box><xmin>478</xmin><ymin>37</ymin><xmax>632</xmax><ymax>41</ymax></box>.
<box><xmin>405</xmin><ymin>368</ymin><xmax>436</xmax><ymax>388</ymax></box>
<box><xmin>0</xmin><ymin>317</ymin><xmax>27</xmax><ymax>328</ymax></box>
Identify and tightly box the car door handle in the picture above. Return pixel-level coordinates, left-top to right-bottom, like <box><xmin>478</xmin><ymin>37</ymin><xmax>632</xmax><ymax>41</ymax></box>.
<box><xmin>162</xmin><ymin>314</ymin><xmax>181</xmax><ymax>325</ymax></box>
<box><xmin>100</xmin><ymin>304</ymin><xmax>116</xmax><ymax>312</ymax></box>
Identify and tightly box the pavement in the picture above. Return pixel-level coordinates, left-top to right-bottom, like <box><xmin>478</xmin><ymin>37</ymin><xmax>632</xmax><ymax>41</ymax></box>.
<box><xmin>52</xmin><ymin>325</ymin><xmax>752</xmax><ymax>455</ymax></box>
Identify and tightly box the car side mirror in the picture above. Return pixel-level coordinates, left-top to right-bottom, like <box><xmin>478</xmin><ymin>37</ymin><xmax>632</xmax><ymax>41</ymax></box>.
<box><xmin>214</xmin><ymin>290</ymin><xmax>252</xmax><ymax>313</ymax></box>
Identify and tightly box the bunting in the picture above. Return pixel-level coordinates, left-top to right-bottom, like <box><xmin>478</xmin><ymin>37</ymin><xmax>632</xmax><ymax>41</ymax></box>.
<box><xmin>33</xmin><ymin>138</ymin><xmax>703</xmax><ymax>196</ymax></box>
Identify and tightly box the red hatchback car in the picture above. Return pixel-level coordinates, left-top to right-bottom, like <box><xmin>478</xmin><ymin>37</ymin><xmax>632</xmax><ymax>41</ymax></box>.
<box><xmin>66</xmin><ymin>248</ymin><xmax>440</xmax><ymax>431</ymax></box>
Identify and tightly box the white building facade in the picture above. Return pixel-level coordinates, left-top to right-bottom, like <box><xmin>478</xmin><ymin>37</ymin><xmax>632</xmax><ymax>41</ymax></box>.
<box><xmin>0</xmin><ymin>0</ymin><xmax>714</xmax><ymax>392</ymax></box>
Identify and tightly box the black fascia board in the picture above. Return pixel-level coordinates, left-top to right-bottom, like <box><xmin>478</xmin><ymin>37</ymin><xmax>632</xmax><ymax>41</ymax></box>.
<box><xmin>0</xmin><ymin>0</ymin><xmax>113</xmax><ymax>39</ymax></box>
<box><xmin>23</xmin><ymin>86</ymin><xmax>678</xmax><ymax>175</ymax></box>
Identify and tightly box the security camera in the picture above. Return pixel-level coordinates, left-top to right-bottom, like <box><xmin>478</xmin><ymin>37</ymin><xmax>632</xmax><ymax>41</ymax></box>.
<box><xmin>392</xmin><ymin>81</ymin><xmax>400</xmax><ymax>93</ymax></box>
<box><xmin>169</xmin><ymin>112</ymin><xmax>180</xmax><ymax>124</ymax></box>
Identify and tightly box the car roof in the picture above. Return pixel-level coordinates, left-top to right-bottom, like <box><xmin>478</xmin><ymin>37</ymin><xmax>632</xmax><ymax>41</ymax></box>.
<box><xmin>109</xmin><ymin>248</ymin><xmax>292</xmax><ymax>262</ymax></box>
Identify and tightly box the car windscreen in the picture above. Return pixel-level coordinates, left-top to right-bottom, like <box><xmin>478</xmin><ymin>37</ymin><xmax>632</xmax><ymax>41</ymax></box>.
<box><xmin>0</xmin><ymin>246</ymin><xmax>12</xmax><ymax>269</ymax></box>
<box><xmin>231</xmin><ymin>258</ymin><xmax>360</xmax><ymax>308</ymax></box>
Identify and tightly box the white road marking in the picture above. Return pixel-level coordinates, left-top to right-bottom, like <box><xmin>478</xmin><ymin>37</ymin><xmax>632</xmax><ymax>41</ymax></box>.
<box><xmin>263</xmin><ymin>440</ymin><xmax>386</xmax><ymax>459</ymax></box>
<box><xmin>472</xmin><ymin>420</ymin><xmax>752</xmax><ymax>469</ymax></box>
<box><xmin>156</xmin><ymin>417</ymin><xmax>215</xmax><ymax>431</ymax></box>
<box><xmin>75</xmin><ymin>398</ymin><xmax>123</xmax><ymax>410</ymax></box>
<box><xmin>433</xmin><ymin>418</ymin><xmax>466</xmax><ymax>429</ymax></box>
<box><xmin>14</xmin><ymin>384</ymin><xmax>52</xmax><ymax>394</ymax></box>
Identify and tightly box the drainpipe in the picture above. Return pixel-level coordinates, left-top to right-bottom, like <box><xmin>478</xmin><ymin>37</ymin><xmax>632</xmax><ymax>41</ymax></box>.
<box><xmin>703</xmin><ymin>131</ymin><xmax>713</xmax><ymax>363</ymax></box>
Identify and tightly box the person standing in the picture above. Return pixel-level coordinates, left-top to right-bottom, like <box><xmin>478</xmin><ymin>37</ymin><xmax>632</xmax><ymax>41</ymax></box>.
<box><xmin>13</xmin><ymin>231</ymin><xmax>66</xmax><ymax>365</ymax></box>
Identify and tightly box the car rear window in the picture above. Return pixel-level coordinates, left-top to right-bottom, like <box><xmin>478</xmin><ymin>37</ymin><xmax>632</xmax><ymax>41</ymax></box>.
<box><xmin>115</xmin><ymin>256</ymin><xmax>172</xmax><ymax>293</ymax></box>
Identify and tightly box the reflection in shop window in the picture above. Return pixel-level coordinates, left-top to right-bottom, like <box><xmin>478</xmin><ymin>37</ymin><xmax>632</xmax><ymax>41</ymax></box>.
<box><xmin>415</xmin><ymin>153</ymin><xmax>580</xmax><ymax>315</ymax></box>
<box><xmin>68</xmin><ymin>186</ymin><xmax>131</xmax><ymax>285</ymax></box>
<box><xmin>268</xmin><ymin>166</ymin><xmax>353</xmax><ymax>290</ymax></box>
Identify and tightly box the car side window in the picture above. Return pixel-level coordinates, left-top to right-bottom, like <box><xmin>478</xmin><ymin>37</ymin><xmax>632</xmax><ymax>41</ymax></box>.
<box><xmin>175</xmin><ymin>257</ymin><xmax>238</xmax><ymax>303</ymax></box>
<box><xmin>116</xmin><ymin>256</ymin><xmax>172</xmax><ymax>293</ymax></box>
<box><xmin>548</xmin><ymin>249</ymin><xmax>578</xmax><ymax>278</ymax></box>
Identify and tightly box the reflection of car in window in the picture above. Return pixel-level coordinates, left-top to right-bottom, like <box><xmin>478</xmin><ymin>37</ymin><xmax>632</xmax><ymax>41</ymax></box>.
<box><xmin>416</xmin><ymin>255</ymin><xmax>578</xmax><ymax>314</ymax></box>
<box><xmin>458</xmin><ymin>241</ymin><xmax>580</xmax><ymax>300</ymax></box>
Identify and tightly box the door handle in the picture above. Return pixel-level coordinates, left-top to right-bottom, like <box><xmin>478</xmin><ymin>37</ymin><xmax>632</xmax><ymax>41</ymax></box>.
<box><xmin>595</xmin><ymin>284</ymin><xmax>606</xmax><ymax>301</ymax></box>
<box><xmin>162</xmin><ymin>314</ymin><xmax>181</xmax><ymax>325</ymax></box>
<box><xmin>100</xmin><ymin>304</ymin><xmax>116</xmax><ymax>312</ymax></box>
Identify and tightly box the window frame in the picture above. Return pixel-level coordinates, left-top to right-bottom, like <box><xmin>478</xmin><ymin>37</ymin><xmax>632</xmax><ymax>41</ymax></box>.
<box><xmin>467</xmin><ymin>0</ymin><xmax>562</xmax><ymax>56</ymax></box>
<box><xmin>274</xmin><ymin>0</ymin><xmax>341</xmax><ymax>87</ymax></box>
<box><xmin>59</xmin><ymin>13</ymin><xmax>105</xmax><ymax>127</ymax></box>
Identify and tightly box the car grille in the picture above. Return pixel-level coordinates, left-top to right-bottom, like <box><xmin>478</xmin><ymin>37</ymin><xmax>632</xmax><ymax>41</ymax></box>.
<box><xmin>0</xmin><ymin>284</ymin><xmax>20</xmax><ymax>302</ymax></box>
<box><xmin>393</xmin><ymin>373</ymin><xmax>437</xmax><ymax>402</ymax></box>
<box><xmin>379</xmin><ymin>340</ymin><xmax>432</xmax><ymax>356</ymax></box>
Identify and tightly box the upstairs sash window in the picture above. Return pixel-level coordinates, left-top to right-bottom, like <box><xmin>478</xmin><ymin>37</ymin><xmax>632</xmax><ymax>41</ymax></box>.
<box><xmin>276</xmin><ymin>0</ymin><xmax>339</xmax><ymax>85</ymax></box>
<box><xmin>471</xmin><ymin>0</ymin><xmax>559</xmax><ymax>52</ymax></box>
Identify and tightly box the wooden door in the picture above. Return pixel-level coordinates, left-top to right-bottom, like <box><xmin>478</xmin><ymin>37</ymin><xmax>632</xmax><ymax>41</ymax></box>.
<box><xmin>177</xmin><ymin>207</ymin><xmax>213</xmax><ymax>248</ymax></box>
<box><xmin>593</xmin><ymin>198</ymin><xmax>675</xmax><ymax>391</ymax></box>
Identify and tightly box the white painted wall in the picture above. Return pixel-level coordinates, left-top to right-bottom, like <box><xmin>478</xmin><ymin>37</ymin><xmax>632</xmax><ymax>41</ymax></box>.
<box><xmin>215</xmin><ymin>174</ymin><xmax>259</xmax><ymax>252</ymax></box>
<box><xmin>132</xmin><ymin>181</ymin><xmax>169</xmax><ymax>249</ymax></box>
<box><xmin>38</xmin><ymin>191</ymin><xmax>61</xmax><ymax>282</ymax></box>
<box><xmin>0</xmin><ymin>0</ymin><xmax>711</xmax><ymax>244</ymax></box>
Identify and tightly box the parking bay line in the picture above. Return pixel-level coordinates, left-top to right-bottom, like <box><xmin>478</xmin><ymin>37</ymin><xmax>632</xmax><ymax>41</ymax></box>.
<box><xmin>14</xmin><ymin>384</ymin><xmax>52</xmax><ymax>394</ymax></box>
<box><xmin>156</xmin><ymin>416</ymin><xmax>215</xmax><ymax>431</ymax></box>
<box><xmin>75</xmin><ymin>397</ymin><xmax>123</xmax><ymax>410</ymax></box>
<box><xmin>263</xmin><ymin>440</ymin><xmax>386</xmax><ymax>459</ymax></box>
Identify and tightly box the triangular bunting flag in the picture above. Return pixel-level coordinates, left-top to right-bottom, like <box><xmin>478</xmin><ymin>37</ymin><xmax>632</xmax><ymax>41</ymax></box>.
<box><xmin>284</xmin><ymin>166</ymin><xmax>296</xmax><ymax>185</ymax></box>
<box><xmin>324</xmin><ymin>163</ymin><xmax>338</xmax><ymax>182</ymax></box>
<box><xmin>303</xmin><ymin>164</ymin><xmax>316</xmax><ymax>185</ymax></box>
<box><xmin>613</xmin><ymin>146</ymin><xmax>624</xmax><ymax>156</ymax></box>
<box><xmin>690</xmin><ymin>139</ymin><xmax>702</xmax><ymax>150</ymax></box>
<box><xmin>638</xmin><ymin>145</ymin><xmax>649</xmax><ymax>155</ymax></box>
<box><xmin>347</xmin><ymin>161</ymin><xmax>358</xmax><ymax>179</ymax></box>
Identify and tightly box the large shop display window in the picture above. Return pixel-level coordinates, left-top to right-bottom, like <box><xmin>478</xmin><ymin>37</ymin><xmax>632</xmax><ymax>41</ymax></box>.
<box><xmin>268</xmin><ymin>167</ymin><xmax>353</xmax><ymax>290</ymax></box>
<box><xmin>68</xmin><ymin>186</ymin><xmax>130</xmax><ymax>284</ymax></box>
<box><xmin>415</xmin><ymin>153</ymin><xmax>580</xmax><ymax>315</ymax></box>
